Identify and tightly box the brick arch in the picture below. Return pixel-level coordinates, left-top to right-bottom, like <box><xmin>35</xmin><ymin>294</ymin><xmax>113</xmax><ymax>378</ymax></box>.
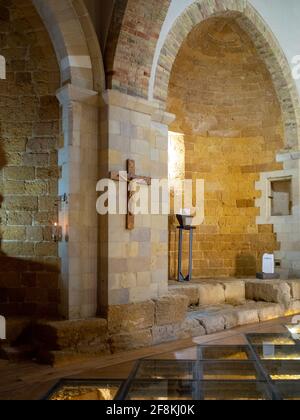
<box><xmin>33</xmin><ymin>0</ymin><xmax>105</xmax><ymax>92</ymax></box>
<box><xmin>105</xmin><ymin>0</ymin><xmax>171</xmax><ymax>98</ymax></box>
<box><xmin>153</xmin><ymin>0</ymin><xmax>300</xmax><ymax>149</ymax></box>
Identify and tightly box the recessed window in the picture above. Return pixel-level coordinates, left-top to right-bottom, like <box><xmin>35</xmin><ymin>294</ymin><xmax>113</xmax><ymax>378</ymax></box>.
<box><xmin>270</xmin><ymin>178</ymin><xmax>292</xmax><ymax>216</ymax></box>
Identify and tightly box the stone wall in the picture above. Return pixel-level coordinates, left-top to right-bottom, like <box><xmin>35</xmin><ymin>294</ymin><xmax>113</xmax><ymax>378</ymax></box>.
<box><xmin>99</xmin><ymin>90</ymin><xmax>173</xmax><ymax>312</ymax></box>
<box><xmin>0</xmin><ymin>0</ymin><xmax>61</xmax><ymax>317</ymax></box>
<box><xmin>168</xmin><ymin>17</ymin><xmax>284</xmax><ymax>279</ymax></box>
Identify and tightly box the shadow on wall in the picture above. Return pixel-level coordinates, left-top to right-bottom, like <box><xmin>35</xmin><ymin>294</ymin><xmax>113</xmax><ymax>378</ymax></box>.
<box><xmin>235</xmin><ymin>254</ymin><xmax>257</xmax><ymax>277</ymax></box>
<box><xmin>0</xmin><ymin>137</ymin><xmax>60</xmax><ymax>319</ymax></box>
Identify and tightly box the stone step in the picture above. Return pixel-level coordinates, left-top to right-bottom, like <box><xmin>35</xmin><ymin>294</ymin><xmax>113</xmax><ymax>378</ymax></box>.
<box><xmin>36</xmin><ymin>349</ymin><xmax>100</xmax><ymax>367</ymax></box>
<box><xmin>186</xmin><ymin>301</ymin><xmax>285</xmax><ymax>335</ymax></box>
<box><xmin>0</xmin><ymin>344</ymin><xmax>33</xmax><ymax>362</ymax></box>
<box><xmin>1</xmin><ymin>317</ymin><xmax>32</xmax><ymax>345</ymax></box>
<box><xmin>245</xmin><ymin>279</ymin><xmax>300</xmax><ymax>307</ymax></box>
<box><xmin>169</xmin><ymin>279</ymin><xmax>246</xmax><ymax>307</ymax></box>
<box><xmin>32</xmin><ymin>318</ymin><xmax>109</xmax><ymax>353</ymax></box>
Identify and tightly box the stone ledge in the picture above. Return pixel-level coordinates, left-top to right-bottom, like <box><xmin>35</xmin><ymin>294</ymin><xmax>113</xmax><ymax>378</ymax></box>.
<box><xmin>107</xmin><ymin>301</ymin><xmax>155</xmax><ymax>334</ymax></box>
<box><xmin>154</xmin><ymin>294</ymin><xmax>189</xmax><ymax>326</ymax></box>
<box><xmin>33</xmin><ymin>318</ymin><xmax>109</xmax><ymax>352</ymax></box>
<box><xmin>5</xmin><ymin>294</ymin><xmax>300</xmax><ymax>366</ymax></box>
<box><xmin>169</xmin><ymin>280</ymin><xmax>246</xmax><ymax>306</ymax></box>
<box><xmin>245</xmin><ymin>280</ymin><xmax>291</xmax><ymax>307</ymax></box>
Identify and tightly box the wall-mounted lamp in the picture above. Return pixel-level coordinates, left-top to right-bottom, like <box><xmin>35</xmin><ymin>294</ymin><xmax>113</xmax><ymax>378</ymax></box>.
<box><xmin>52</xmin><ymin>222</ymin><xmax>63</xmax><ymax>243</ymax></box>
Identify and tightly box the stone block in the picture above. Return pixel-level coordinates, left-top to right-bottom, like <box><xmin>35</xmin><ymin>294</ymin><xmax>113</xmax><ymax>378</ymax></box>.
<box><xmin>245</xmin><ymin>280</ymin><xmax>291</xmax><ymax>307</ymax></box>
<box><xmin>108</xmin><ymin>301</ymin><xmax>155</xmax><ymax>334</ymax></box>
<box><xmin>234</xmin><ymin>307</ymin><xmax>259</xmax><ymax>326</ymax></box>
<box><xmin>285</xmin><ymin>300</ymin><xmax>300</xmax><ymax>316</ymax></box>
<box><xmin>154</xmin><ymin>294</ymin><xmax>188</xmax><ymax>326</ymax></box>
<box><xmin>189</xmin><ymin>312</ymin><xmax>225</xmax><ymax>334</ymax></box>
<box><xmin>256</xmin><ymin>303</ymin><xmax>284</xmax><ymax>322</ymax></box>
<box><xmin>179</xmin><ymin>318</ymin><xmax>206</xmax><ymax>339</ymax></box>
<box><xmin>169</xmin><ymin>285</ymin><xmax>200</xmax><ymax>306</ymax></box>
<box><xmin>198</xmin><ymin>283</ymin><xmax>225</xmax><ymax>305</ymax></box>
<box><xmin>34</xmin><ymin>319</ymin><xmax>108</xmax><ymax>352</ymax></box>
<box><xmin>222</xmin><ymin>280</ymin><xmax>245</xmax><ymax>305</ymax></box>
<box><xmin>221</xmin><ymin>310</ymin><xmax>239</xmax><ymax>330</ymax></box>
<box><xmin>152</xmin><ymin>324</ymin><xmax>180</xmax><ymax>345</ymax></box>
<box><xmin>109</xmin><ymin>329</ymin><xmax>152</xmax><ymax>353</ymax></box>
<box><xmin>288</xmin><ymin>280</ymin><xmax>300</xmax><ymax>300</ymax></box>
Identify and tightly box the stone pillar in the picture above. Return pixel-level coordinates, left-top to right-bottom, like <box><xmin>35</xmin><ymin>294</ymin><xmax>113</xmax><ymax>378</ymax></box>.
<box><xmin>99</xmin><ymin>90</ymin><xmax>175</xmax><ymax>314</ymax></box>
<box><xmin>57</xmin><ymin>84</ymin><xmax>99</xmax><ymax>319</ymax></box>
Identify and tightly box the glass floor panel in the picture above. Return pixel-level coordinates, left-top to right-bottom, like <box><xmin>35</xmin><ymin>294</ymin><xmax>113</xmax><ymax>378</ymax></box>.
<box><xmin>46</xmin><ymin>380</ymin><xmax>123</xmax><ymax>401</ymax></box>
<box><xmin>44</xmin><ymin>327</ymin><xmax>300</xmax><ymax>400</ymax></box>
<box><xmin>135</xmin><ymin>360</ymin><xmax>261</xmax><ymax>381</ymax></box>
<box><xmin>262</xmin><ymin>361</ymin><xmax>300</xmax><ymax>381</ymax></box>
<box><xmin>252</xmin><ymin>344</ymin><xmax>300</xmax><ymax>360</ymax></box>
<box><xmin>136</xmin><ymin>360</ymin><xmax>197</xmax><ymax>380</ymax></box>
<box><xmin>198</xmin><ymin>345</ymin><xmax>253</xmax><ymax>361</ymax></box>
<box><xmin>273</xmin><ymin>381</ymin><xmax>300</xmax><ymax>400</ymax></box>
<box><xmin>125</xmin><ymin>380</ymin><xmax>272</xmax><ymax>401</ymax></box>
<box><xmin>246</xmin><ymin>333</ymin><xmax>296</xmax><ymax>346</ymax></box>
<box><xmin>199</xmin><ymin>361</ymin><xmax>262</xmax><ymax>381</ymax></box>
<box><xmin>146</xmin><ymin>345</ymin><xmax>252</xmax><ymax>361</ymax></box>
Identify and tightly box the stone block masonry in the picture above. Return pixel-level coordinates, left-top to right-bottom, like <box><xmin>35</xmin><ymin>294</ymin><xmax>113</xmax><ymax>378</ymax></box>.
<box><xmin>28</xmin><ymin>280</ymin><xmax>300</xmax><ymax>365</ymax></box>
<box><xmin>99</xmin><ymin>90</ymin><xmax>174</xmax><ymax>312</ymax></box>
<box><xmin>0</xmin><ymin>1</ymin><xmax>60</xmax><ymax>317</ymax></box>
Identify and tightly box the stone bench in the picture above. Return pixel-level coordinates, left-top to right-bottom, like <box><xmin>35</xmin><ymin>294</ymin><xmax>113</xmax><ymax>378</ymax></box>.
<box><xmin>169</xmin><ymin>279</ymin><xmax>246</xmax><ymax>307</ymax></box>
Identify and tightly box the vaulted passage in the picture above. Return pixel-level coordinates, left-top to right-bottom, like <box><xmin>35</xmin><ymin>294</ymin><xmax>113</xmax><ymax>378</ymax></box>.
<box><xmin>168</xmin><ymin>17</ymin><xmax>284</xmax><ymax>279</ymax></box>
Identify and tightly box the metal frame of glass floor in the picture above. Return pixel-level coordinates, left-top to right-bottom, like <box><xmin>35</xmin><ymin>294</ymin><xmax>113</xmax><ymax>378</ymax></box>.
<box><xmin>45</xmin><ymin>328</ymin><xmax>300</xmax><ymax>401</ymax></box>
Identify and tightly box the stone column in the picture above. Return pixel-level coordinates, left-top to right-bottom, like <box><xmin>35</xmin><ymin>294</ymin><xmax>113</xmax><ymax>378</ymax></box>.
<box><xmin>57</xmin><ymin>84</ymin><xmax>99</xmax><ymax>319</ymax></box>
<box><xmin>99</xmin><ymin>90</ymin><xmax>175</xmax><ymax>314</ymax></box>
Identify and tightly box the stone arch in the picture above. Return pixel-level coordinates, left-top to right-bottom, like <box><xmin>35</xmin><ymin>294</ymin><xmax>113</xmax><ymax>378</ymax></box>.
<box><xmin>30</xmin><ymin>0</ymin><xmax>104</xmax><ymax>318</ymax></box>
<box><xmin>105</xmin><ymin>0</ymin><xmax>171</xmax><ymax>98</ymax></box>
<box><xmin>153</xmin><ymin>0</ymin><xmax>300</xmax><ymax>149</ymax></box>
<box><xmin>33</xmin><ymin>0</ymin><xmax>105</xmax><ymax>92</ymax></box>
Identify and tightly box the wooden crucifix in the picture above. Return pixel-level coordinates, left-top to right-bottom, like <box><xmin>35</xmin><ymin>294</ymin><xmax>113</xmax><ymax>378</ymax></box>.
<box><xmin>109</xmin><ymin>159</ymin><xmax>152</xmax><ymax>230</ymax></box>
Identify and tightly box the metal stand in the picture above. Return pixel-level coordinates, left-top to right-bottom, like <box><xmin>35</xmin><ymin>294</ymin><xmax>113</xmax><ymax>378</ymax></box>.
<box><xmin>177</xmin><ymin>226</ymin><xmax>195</xmax><ymax>282</ymax></box>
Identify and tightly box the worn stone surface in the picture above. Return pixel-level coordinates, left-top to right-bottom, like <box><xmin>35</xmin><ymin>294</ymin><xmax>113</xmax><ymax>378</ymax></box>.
<box><xmin>288</xmin><ymin>280</ymin><xmax>300</xmax><ymax>301</ymax></box>
<box><xmin>245</xmin><ymin>280</ymin><xmax>291</xmax><ymax>307</ymax></box>
<box><xmin>198</xmin><ymin>283</ymin><xmax>225</xmax><ymax>306</ymax></box>
<box><xmin>257</xmin><ymin>303</ymin><xmax>284</xmax><ymax>322</ymax></box>
<box><xmin>34</xmin><ymin>319</ymin><xmax>109</xmax><ymax>352</ymax></box>
<box><xmin>107</xmin><ymin>301</ymin><xmax>155</xmax><ymax>334</ymax></box>
<box><xmin>109</xmin><ymin>329</ymin><xmax>152</xmax><ymax>353</ymax></box>
<box><xmin>152</xmin><ymin>324</ymin><xmax>181</xmax><ymax>345</ymax></box>
<box><xmin>286</xmin><ymin>300</ymin><xmax>300</xmax><ymax>316</ymax></box>
<box><xmin>178</xmin><ymin>318</ymin><xmax>206</xmax><ymax>339</ymax></box>
<box><xmin>169</xmin><ymin>285</ymin><xmax>199</xmax><ymax>306</ymax></box>
<box><xmin>234</xmin><ymin>307</ymin><xmax>260</xmax><ymax>326</ymax></box>
<box><xmin>189</xmin><ymin>312</ymin><xmax>225</xmax><ymax>335</ymax></box>
<box><xmin>154</xmin><ymin>294</ymin><xmax>188</xmax><ymax>326</ymax></box>
<box><xmin>222</xmin><ymin>281</ymin><xmax>246</xmax><ymax>305</ymax></box>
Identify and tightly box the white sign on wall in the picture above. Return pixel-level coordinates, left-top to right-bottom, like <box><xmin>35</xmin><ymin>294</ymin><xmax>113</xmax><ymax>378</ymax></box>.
<box><xmin>0</xmin><ymin>316</ymin><xmax>6</xmax><ymax>340</ymax></box>
<box><xmin>263</xmin><ymin>254</ymin><xmax>275</xmax><ymax>274</ymax></box>
<box><xmin>0</xmin><ymin>55</ymin><xmax>6</xmax><ymax>79</ymax></box>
